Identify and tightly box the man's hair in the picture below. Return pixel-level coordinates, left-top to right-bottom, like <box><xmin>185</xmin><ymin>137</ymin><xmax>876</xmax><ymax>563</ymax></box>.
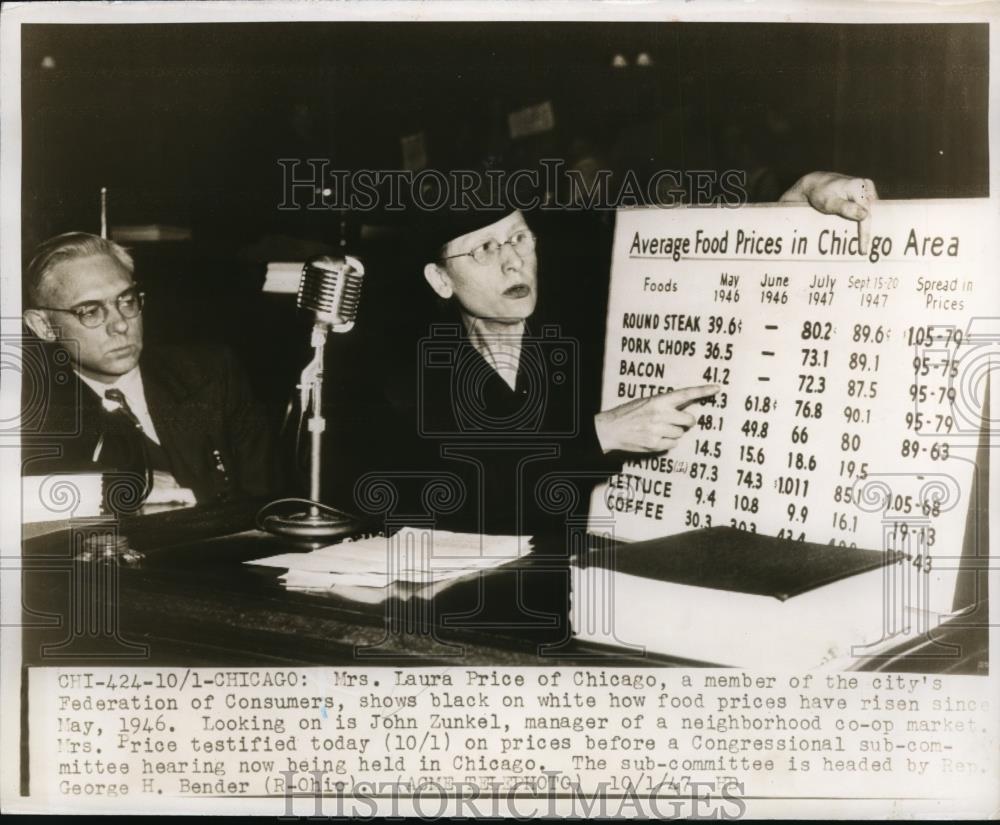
<box><xmin>24</xmin><ymin>232</ymin><xmax>134</xmax><ymax>307</ymax></box>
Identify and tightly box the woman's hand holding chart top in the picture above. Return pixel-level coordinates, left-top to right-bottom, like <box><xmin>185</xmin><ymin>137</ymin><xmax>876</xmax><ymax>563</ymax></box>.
<box><xmin>780</xmin><ymin>171</ymin><xmax>880</xmax><ymax>252</ymax></box>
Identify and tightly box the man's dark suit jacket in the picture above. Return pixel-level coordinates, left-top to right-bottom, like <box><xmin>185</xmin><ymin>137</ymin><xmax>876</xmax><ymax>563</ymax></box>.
<box><xmin>21</xmin><ymin>342</ymin><xmax>277</xmax><ymax>503</ymax></box>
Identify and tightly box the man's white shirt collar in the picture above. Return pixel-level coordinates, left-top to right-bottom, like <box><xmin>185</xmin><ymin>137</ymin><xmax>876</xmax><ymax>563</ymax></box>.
<box><xmin>77</xmin><ymin>366</ymin><xmax>161</xmax><ymax>445</ymax></box>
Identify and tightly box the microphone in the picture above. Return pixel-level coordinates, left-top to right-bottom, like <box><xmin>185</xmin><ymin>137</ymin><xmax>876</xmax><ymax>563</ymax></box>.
<box><xmin>297</xmin><ymin>254</ymin><xmax>365</xmax><ymax>332</ymax></box>
<box><xmin>260</xmin><ymin>252</ymin><xmax>365</xmax><ymax>541</ymax></box>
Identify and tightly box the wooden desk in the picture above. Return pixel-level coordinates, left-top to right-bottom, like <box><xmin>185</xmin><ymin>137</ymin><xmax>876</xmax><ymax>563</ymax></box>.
<box><xmin>19</xmin><ymin>500</ymin><xmax>987</xmax><ymax>672</ymax></box>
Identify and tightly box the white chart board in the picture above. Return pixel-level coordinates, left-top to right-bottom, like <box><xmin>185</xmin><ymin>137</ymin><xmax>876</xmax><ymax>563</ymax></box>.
<box><xmin>589</xmin><ymin>199</ymin><xmax>998</xmax><ymax>615</ymax></box>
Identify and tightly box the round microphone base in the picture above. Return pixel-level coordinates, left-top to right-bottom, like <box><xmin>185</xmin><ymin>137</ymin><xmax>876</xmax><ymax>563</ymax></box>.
<box><xmin>261</xmin><ymin>510</ymin><xmax>361</xmax><ymax>542</ymax></box>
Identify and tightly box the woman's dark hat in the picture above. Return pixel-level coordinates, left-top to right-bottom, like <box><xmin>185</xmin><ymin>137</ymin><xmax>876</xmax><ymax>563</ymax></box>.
<box><xmin>412</xmin><ymin>172</ymin><xmax>533</xmax><ymax>263</ymax></box>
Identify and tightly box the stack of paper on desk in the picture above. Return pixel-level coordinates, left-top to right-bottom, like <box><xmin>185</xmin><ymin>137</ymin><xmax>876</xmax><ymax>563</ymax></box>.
<box><xmin>250</xmin><ymin>527</ymin><xmax>526</xmax><ymax>599</ymax></box>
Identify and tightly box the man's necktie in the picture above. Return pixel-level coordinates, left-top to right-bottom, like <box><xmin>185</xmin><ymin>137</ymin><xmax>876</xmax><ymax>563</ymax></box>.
<box><xmin>104</xmin><ymin>388</ymin><xmax>141</xmax><ymax>429</ymax></box>
<box><xmin>100</xmin><ymin>388</ymin><xmax>153</xmax><ymax>503</ymax></box>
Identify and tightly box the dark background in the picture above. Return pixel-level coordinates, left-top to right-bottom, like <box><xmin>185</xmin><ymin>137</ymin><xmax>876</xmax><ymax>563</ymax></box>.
<box><xmin>20</xmin><ymin>22</ymin><xmax>990</xmax><ymax>497</ymax></box>
<box><xmin>22</xmin><ymin>22</ymin><xmax>989</xmax><ymax>240</ymax></box>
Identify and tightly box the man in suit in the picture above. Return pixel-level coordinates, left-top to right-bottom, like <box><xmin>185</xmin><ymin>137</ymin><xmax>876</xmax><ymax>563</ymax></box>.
<box><xmin>21</xmin><ymin>232</ymin><xmax>275</xmax><ymax>504</ymax></box>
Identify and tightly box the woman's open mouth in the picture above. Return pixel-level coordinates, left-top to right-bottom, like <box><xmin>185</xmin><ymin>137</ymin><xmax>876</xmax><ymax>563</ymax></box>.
<box><xmin>504</xmin><ymin>285</ymin><xmax>531</xmax><ymax>299</ymax></box>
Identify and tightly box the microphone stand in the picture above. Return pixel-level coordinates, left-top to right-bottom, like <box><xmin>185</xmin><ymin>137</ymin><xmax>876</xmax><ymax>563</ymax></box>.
<box><xmin>307</xmin><ymin>322</ymin><xmax>328</xmax><ymax>520</ymax></box>
<box><xmin>260</xmin><ymin>320</ymin><xmax>360</xmax><ymax>541</ymax></box>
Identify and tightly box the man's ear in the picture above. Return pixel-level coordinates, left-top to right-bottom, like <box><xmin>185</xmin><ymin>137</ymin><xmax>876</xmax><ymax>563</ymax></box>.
<box><xmin>23</xmin><ymin>309</ymin><xmax>57</xmax><ymax>342</ymax></box>
<box><xmin>423</xmin><ymin>263</ymin><xmax>454</xmax><ymax>300</ymax></box>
